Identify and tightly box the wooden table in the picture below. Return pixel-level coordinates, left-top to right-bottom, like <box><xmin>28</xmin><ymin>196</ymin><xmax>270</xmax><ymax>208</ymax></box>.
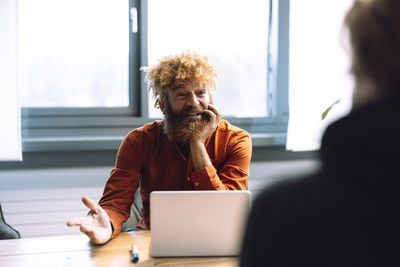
<box><xmin>0</xmin><ymin>231</ymin><xmax>239</xmax><ymax>266</ymax></box>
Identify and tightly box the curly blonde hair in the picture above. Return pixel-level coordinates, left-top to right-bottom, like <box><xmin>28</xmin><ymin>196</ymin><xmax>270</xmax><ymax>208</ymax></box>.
<box><xmin>141</xmin><ymin>51</ymin><xmax>217</xmax><ymax>109</ymax></box>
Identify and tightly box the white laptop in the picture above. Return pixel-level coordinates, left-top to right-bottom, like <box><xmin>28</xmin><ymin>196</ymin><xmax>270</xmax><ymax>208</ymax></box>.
<box><xmin>150</xmin><ymin>190</ymin><xmax>251</xmax><ymax>257</ymax></box>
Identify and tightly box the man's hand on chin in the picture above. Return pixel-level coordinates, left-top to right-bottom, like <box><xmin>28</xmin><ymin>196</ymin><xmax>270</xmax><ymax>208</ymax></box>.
<box><xmin>66</xmin><ymin>196</ymin><xmax>113</xmax><ymax>245</ymax></box>
<box><xmin>194</xmin><ymin>104</ymin><xmax>222</xmax><ymax>144</ymax></box>
<box><xmin>190</xmin><ymin>104</ymin><xmax>221</xmax><ymax>171</ymax></box>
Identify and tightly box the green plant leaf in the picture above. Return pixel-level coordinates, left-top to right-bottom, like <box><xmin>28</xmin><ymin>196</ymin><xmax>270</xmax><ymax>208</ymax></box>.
<box><xmin>321</xmin><ymin>99</ymin><xmax>341</xmax><ymax>120</ymax></box>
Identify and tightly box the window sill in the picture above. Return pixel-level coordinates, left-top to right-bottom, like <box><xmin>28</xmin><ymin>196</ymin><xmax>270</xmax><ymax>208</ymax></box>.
<box><xmin>22</xmin><ymin>133</ymin><xmax>286</xmax><ymax>152</ymax></box>
<box><xmin>22</xmin><ymin>136</ymin><xmax>124</xmax><ymax>152</ymax></box>
<box><xmin>251</xmin><ymin>133</ymin><xmax>286</xmax><ymax>147</ymax></box>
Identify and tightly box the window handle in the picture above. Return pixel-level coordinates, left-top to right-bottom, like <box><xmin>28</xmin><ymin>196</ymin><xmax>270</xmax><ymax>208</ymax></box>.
<box><xmin>130</xmin><ymin>7</ymin><xmax>138</xmax><ymax>33</ymax></box>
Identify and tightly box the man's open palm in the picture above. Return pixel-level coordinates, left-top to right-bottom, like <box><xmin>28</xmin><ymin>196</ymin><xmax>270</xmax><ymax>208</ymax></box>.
<box><xmin>67</xmin><ymin>196</ymin><xmax>112</xmax><ymax>245</ymax></box>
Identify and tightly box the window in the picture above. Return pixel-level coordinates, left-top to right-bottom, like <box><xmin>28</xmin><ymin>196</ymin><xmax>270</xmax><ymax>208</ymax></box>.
<box><xmin>147</xmin><ymin>0</ymin><xmax>270</xmax><ymax>118</ymax></box>
<box><xmin>19</xmin><ymin>0</ymin><xmax>289</xmax><ymax>152</ymax></box>
<box><xmin>19</xmin><ymin>0</ymin><xmax>129</xmax><ymax>108</ymax></box>
<box><xmin>286</xmin><ymin>0</ymin><xmax>354</xmax><ymax>151</ymax></box>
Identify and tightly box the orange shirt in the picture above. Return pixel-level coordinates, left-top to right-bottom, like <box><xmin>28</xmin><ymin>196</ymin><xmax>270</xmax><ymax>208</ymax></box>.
<box><xmin>99</xmin><ymin>119</ymin><xmax>252</xmax><ymax>237</ymax></box>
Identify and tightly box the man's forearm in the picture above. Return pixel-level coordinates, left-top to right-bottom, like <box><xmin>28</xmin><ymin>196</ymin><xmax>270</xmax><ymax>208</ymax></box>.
<box><xmin>190</xmin><ymin>141</ymin><xmax>212</xmax><ymax>171</ymax></box>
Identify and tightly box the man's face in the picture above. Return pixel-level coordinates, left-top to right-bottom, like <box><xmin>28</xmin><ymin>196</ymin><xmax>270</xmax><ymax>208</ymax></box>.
<box><xmin>165</xmin><ymin>80</ymin><xmax>211</xmax><ymax>118</ymax></box>
<box><xmin>161</xmin><ymin>80</ymin><xmax>213</xmax><ymax>144</ymax></box>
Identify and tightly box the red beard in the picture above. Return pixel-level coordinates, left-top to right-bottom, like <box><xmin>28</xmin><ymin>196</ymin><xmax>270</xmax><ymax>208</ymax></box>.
<box><xmin>162</xmin><ymin>103</ymin><xmax>211</xmax><ymax>145</ymax></box>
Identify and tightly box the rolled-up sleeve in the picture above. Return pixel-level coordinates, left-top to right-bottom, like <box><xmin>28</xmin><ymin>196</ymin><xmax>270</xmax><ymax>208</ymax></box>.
<box><xmin>99</xmin><ymin>131</ymin><xmax>145</xmax><ymax>238</ymax></box>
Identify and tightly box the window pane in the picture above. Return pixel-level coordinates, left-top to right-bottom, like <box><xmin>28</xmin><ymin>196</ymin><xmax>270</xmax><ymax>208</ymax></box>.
<box><xmin>287</xmin><ymin>0</ymin><xmax>353</xmax><ymax>151</ymax></box>
<box><xmin>147</xmin><ymin>0</ymin><xmax>269</xmax><ymax>118</ymax></box>
<box><xmin>18</xmin><ymin>0</ymin><xmax>129</xmax><ymax>108</ymax></box>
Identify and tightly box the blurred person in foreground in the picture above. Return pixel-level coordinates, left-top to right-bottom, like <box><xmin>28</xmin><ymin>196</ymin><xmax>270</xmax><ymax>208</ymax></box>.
<box><xmin>240</xmin><ymin>0</ymin><xmax>400</xmax><ymax>266</ymax></box>
<box><xmin>67</xmin><ymin>51</ymin><xmax>252</xmax><ymax>244</ymax></box>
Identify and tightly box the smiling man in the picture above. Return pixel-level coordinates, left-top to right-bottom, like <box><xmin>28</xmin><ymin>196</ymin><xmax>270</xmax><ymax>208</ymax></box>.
<box><xmin>67</xmin><ymin>51</ymin><xmax>252</xmax><ymax>244</ymax></box>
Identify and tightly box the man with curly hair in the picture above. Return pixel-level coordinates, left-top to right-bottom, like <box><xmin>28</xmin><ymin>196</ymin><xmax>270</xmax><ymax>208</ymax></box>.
<box><xmin>67</xmin><ymin>51</ymin><xmax>252</xmax><ymax>244</ymax></box>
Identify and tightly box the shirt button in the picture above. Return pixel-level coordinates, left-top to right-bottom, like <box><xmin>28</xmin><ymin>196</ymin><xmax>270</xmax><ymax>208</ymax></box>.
<box><xmin>187</xmin><ymin>177</ymin><xmax>191</xmax><ymax>181</ymax></box>
<box><xmin>194</xmin><ymin>182</ymin><xmax>200</xmax><ymax>187</ymax></box>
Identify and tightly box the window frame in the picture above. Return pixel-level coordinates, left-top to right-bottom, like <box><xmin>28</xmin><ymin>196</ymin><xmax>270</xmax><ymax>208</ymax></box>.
<box><xmin>20</xmin><ymin>0</ymin><xmax>289</xmax><ymax>152</ymax></box>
